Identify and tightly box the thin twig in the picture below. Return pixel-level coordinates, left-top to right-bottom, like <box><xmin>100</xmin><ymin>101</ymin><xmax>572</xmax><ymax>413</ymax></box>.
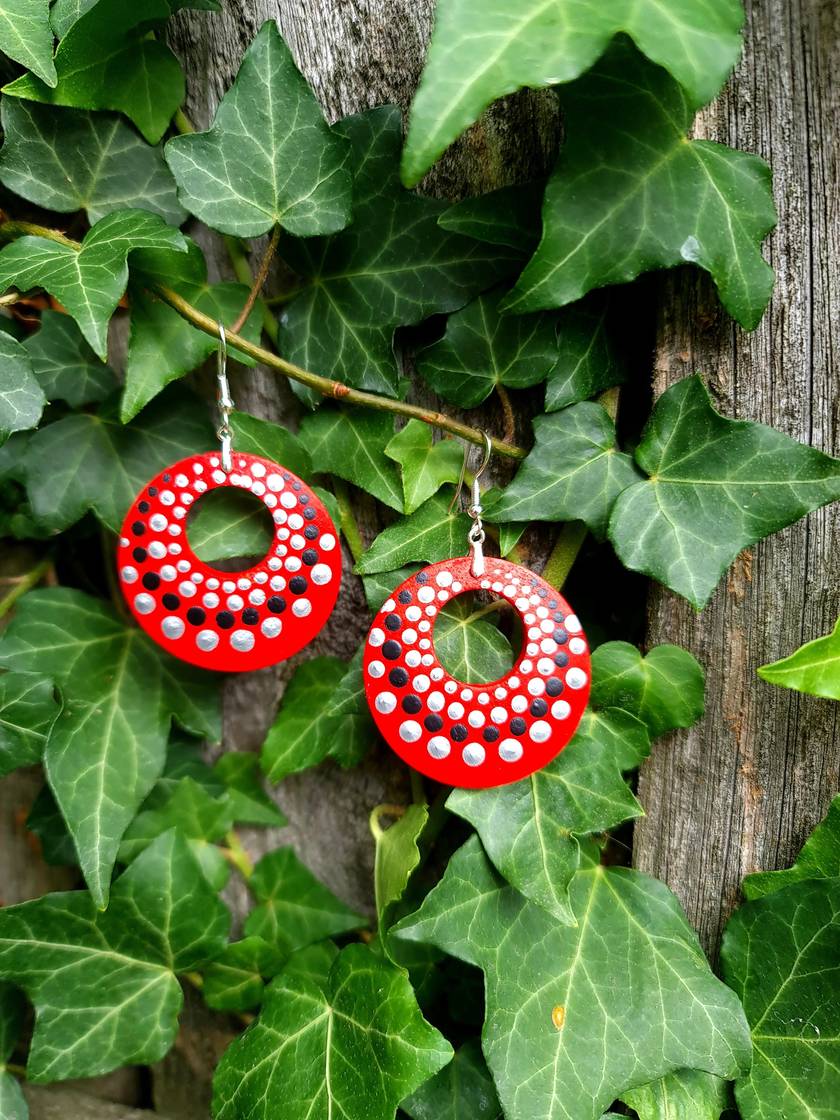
<box><xmin>222</xmin><ymin>830</ymin><xmax>254</xmax><ymax>880</ymax></box>
<box><xmin>496</xmin><ymin>383</ymin><xmax>515</xmax><ymax>444</ymax></box>
<box><xmin>230</xmin><ymin>225</ymin><xmax>281</xmax><ymax>334</ymax></box>
<box><xmin>0</xmin><ymin>556</ymin><xmax>52</xmax><ymax>617</ymax></box>
<box><xmin>331</xmin><ymin>478</ymin><xmax>366</xmax><ymax>563</ymax></box>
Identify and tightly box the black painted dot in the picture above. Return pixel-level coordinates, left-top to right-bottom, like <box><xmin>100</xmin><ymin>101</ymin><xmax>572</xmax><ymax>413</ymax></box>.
<box><xmin>554</xmin><ymin>651</ymin><xmax>569</xmax><ymax>667</ymax></box>
<box><xmin>384</xmin><ymin>613</ymin><xmax>401</xmax><ymax>631</ymax></box>
<box><xmin>482</xmin><ymin>726</ymin><xmax>500</xmax><ymax>742</ymax></box>
<box><xmin>510</xmin><ymin>717</ymin><xmax>527</xmax><ymax>735</ymax></box>
<box><xmin>549</xmin><ymin>600</ymin><xmax>558</xmax><ymax>610</ymax></box>
<box><xmin>148</xmin><ymin>486</ymin><xmax>158</xmax><ymax>497</ymax></box>
<box><xmin>398</xmin><ymin>590</ymin><xmax>412</xmax><ymax>604</ymax></box>
<box><xmin>554</xmin><ymin>628</ymin><xmax>568</xmax><ymax>644</ymax></box>
<box><xmin>424</xmin><ymin>714</ymin><xmax>443</xmax><ymax>731</ymax></box>
<box><xmin>382</xmin><ymin>639</ymin><xmax>402</xmax><ymax>660</ymax></box>
<box><xmin>289</xmin><ymin>576</ymin><xmax>308</xmax><ymax>595</ymax></box>
<box><xmin>298</xmin><ymin>492</ymin><xmax>308</xmax><ymax>503</ymax></box>
<box><xmin>131</xmin><ymin>521</ymin><xmax>145</xmax><ymax>537</ymax></box>
<box><xmin>132</xmin><ymin>547</ymin><xmax>147</xmax><ymax>563</ymax></box>
<box><xmin>402</xmin><ymin>695</ymin><xmax>422</xmax><ymax>714</ymax></box>
<box><xmin>530</xmin><ymin>698</ymin><xmax>548</xmax><ymax>716</ymax></box>
<box><xmin>302</xmin><ymin>549</ymin><xmax>318</xmax><ymax>566</ymax></box>
<box><xmin>242</xmin><ymin>608</ymin><xmax>259</xmax><ymax>626</ymax></box>
<box><xmin>389</xmin><ymin>667</ymin><xmax>408</xmax><ymax>688</ymax></box>
<box><xmin>538</xmin><ymin>587</ymin><xmax>547</xmax><ymax>598</ymax></box>
<box><xmin>304</xmin><ymin>525</ymin><xmax>319</xmax><ymax>540</ymax></box>
<box><xmin>292</xmin><ymin>481</ymin><xmax>302</xmax><ymax>491</ymax></box>
<box><xmin>142</xmin><ymin>572</ymin><xmax>160</xmax><ymax>590</ymax></box>
<box><xmin>282</xmin><ymin>472</ymin><xmax>291</xmax><ymax>480</ymax></box>
<box><xmin>138</xmin><ymin>500</ymin><xmax>150</xmax><ymax>513</ymax></box>
<box><xmin>216</xmin><ymin>611</ymin><xmax>235</xmax><ymax>629</ymax></box>
<box><xmin>303</xmin><ymin>507</ymin><xmax>316</xmax><ymax>520</ymax></box>
<box><xmin>162</xmin><ymin>473</ymin><xmax>171</xmax><ymax>482</ymax></box>
<box><xmin>186</xmin><ymin>607</ymin><xmax>206</xmax><ymax>625</ymax></box>
<box><xmin>268</xmin><ymin>596</ymin><xmax>287</xmax><ymax>614</ymax></box>
<box><xmin>451</xmin><ymin>724</ymin><xmax>468</xmax><ymax>742</ymax></box>
<box><xmin>162</xmin><ymin>593</ymin><xmax>180</xmax><ymax>610</ymax></box>
<box><xmin>416</xmin><ymin>571</ymin><xmax>428</xmax><ymax>584</ymax></box>
<box><xmin>546</xmin><ymin>678</ymin><xmax>564</xmax><ymax>697</ymax></box>
<box><xmin>553</xmin><ymin>611</ymin><xmax>564</xmax><ymax>623</ymax></box>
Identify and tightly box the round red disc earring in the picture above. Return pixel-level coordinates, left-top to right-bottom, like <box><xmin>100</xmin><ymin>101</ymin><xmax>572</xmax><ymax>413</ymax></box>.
<box><xmin>363</xmin><ymin>437</ymin><xmax>590</xmax><ymax>789</ymax></box>
<box><xmin>116</xmin><ymin>325</ymin><xmax>341</xmax><ymax>672</ymax></box>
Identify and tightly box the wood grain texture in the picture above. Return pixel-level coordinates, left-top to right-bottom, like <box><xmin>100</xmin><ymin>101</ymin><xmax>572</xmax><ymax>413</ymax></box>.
<box><xmin>634</xmin><ymin>0</ymin><xmax>840</xmax><ymax>958</ymax></box>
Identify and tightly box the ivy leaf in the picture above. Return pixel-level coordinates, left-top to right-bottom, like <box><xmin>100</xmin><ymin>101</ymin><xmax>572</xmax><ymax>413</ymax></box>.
<box><xmin>385</xmin><ymin>422</ymin><xmax>462</xmax><ymax>514</ymax></box>
<box><xmin>355</xmin><ymin>490</ymin><xmax>471</xmax><ymax>575</ymax></box>
<box><xmin>620</xmin><ymin>1069</ymin><xmax>730</xmax><ymax>1120</ymax></box>
<box><xmin>434</xmin><ymin>597</ymin><xmax>514</xmax><ymax>682</ymax></box>
<box><xmin>213</xmin><ymin>752</ymin><xmax>287</xmax><ymax>828</ymax></box>
<box><xmin>577</xmin><ymin>706</ymin><xmax>652</xmax><ymax>772</ymax></box>
<box><xmin>230</xmin><ymin>411</ymin><xmax>312</xmax><ymax>479</ymax></box>
<box><xmin>448</xmin><ymin>711</ymin><xmax>645</xmax><ymax>922</ymax></box>
<box><xmin>123</xmin><ymin>240</ymin><xmax>262</xmax><ymax>421</ymax></box>
<box><xmin>0</xmin><ymin>0</ymin><xmax>56</xmax><ymax>88</ymax></box>
<box><xmin>395</xmin><ymin>837</ymin><xmax>751</xmax><ymax>1120</ymax></box>
<box><xmin>26</xmin><ymin>784</ymin><xmax>80</xmax><ymax>867</ymax></box>
<box><xmin>165</xmin><ymin>21</ymin><xmax>352</xmax><ymax>238</ymax></box>
<box><xmin>261</xmin><ymin>656</ymin><xmax>349</xmax><ymax>782</ymax></box>
<box><xmin>0</xmin><ymin>588</ymin><xmax>221</xmax><ymax>906</ymax></box>
<box><xmin>0</xmin><ymin>210</ymin><xmax>187</xmax><ymax>357</ymax></box>
<box><xmin>243</xmin><ymin>847</ymin><xmax>364</xmax><ymax>952</ymax></box>
<box><xmin>757</xmin><ymin>616</ymin><xmax>840</xmax><ymax>700</ymax></box>
<box><xmin>417</xmin><ymin>288</ymin><xmax>559</xmax><ymax>409</ymax></box>
<box><xmin>49</xmin><ymin>0</ymin><xmax>219</xmax><ymax>39</ymax></box>
<box><xmin>373</xmin><ymin>802</ymin><xmax>428</xmax><ymax>938</ymax></box>
<box><xmin>589</xmin><ymin>641</ymin><xmax>705</xmax><ymax>740</ymax></box>
<box><xmin>277</xmin><ymin>105</ymin><xmax>518</xmax><ymax>399</ymax></box>
<box><xmin>547</xmin><ymin>294</ymin><xmax>626</xmax><ymax>413</ymax></box>
<box><xmin>503</xmin><ymin>40</ymin><xmax>775</xmax><ymax>331</ymax></box>
<box><xmin>0</xmin><ymin>981</ymin><xmax>26</xmax><ymax>1120</ymax></box>
<box><xmin>0</xmin><ymin>671</ymin><xmax>59</xmax><ymax>778</ymax></box>
<box><xmin>0</xmin><ymin>333</ymin><xmax>45</xmax><ymax>444</ymax></box>
<box><xmin>19</xmin><ymin>387</ymin><xmax>210</xmax><ymax>532</ymax></box>
<box><xmin>721</xmin><ymin>874</ymin><xmax>840</xmax><ymax>1120</ymax></box>
<box><xmin>213</xmin><ymin>943</ymin><xmax>452</xmax><ymax>1120</ymax></box>
<box><xmin>23</xmin><ymin>310</ymin><xmax>115</xmax><ymax>407</ymax></box>
<box><xmin>324</xmin><ymin>647</ymin><xmax>376</xmax><ymax>769</ymax></box>
<box><xmin>609</xmin><ymin>376</ymin><xmax>840</xmax><ymax>608</ymax></box>
<box><xmin>0</xmin><ymin>100</ymin><xmax>185</xmax><ymax>225</ymax></box>
<box><xmin>485</xmin><ymin>403</ymin><xmax>642</xmax><ymax>539</ymax></box>
<box><xmin>202</xmin><ymin>936</ymin><xmax>287</xmax><ymax>1013</ymax></box>
<box><xmin>0</xmin><ymin>830</ymin><xmax>229</xmax><ymax>1082</ymax></box>
<box><xmin>438</xmin><ymin>182</ymin><xmax>544</xmax><ymax>252</ymax></box>
<box><xmin>401</xmin><ymin>0</ymin><xmax>744</xmax><ymax>185</ymax></box>
<box><xmin>299</xmin><ymin>408</ymin><xmax>404</xmax><ymax>511</ymax></box>
<box><xmin>3</xmin><ymin>0</ymin><xmax>192</xmax><ymax>144</ymax></box>
<box><xmin>402</xmin><ymin>1039</ymin><xmax>501</xmax><ymax>1120</ymax></box>
<box><xmin>743</xmin><ymin>794</ymin><xmax>840</xmax><ymax>901</ymax></box>
<box><xmin>362</xmin><ymin>566</ymin><xmax>421</xmax><ymax>612</ymax></box>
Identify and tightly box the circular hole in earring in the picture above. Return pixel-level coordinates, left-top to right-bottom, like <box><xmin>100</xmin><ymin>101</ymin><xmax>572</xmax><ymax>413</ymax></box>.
<box><xmin>432</xmin><ymin>589</ymin><xmax>522</xmax><ymax>684</ymax></box>
<box><xmin>186</xmin><ymin>487</ymin><xmax>275</xmax><ymax>572</ymax></box>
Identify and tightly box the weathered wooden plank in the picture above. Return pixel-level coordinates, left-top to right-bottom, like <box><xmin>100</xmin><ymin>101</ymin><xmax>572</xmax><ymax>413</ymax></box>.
<box><xmin>634</xmin><ymin>0</ymin><xmax>840</xmax><ymax>958</ymax></box>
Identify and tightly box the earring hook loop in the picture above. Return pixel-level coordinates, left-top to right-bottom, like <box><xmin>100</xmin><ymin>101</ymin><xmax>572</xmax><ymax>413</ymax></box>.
<box><xmin>448</xmin><ymin>432</ymin><xmax>492</xmax><ymax>576</ymax></box>
<box><xmin>216</xmin><ymin>321</ymin><xmax>234</xmax><ymax>472</ymax></box>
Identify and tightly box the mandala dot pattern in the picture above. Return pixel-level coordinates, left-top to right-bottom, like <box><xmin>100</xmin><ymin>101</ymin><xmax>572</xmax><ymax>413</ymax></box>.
<box><xmin>118</xmin><ymin>452</ymin><xmax>341</xmax><ymax>671</ymax></box>
<box><xmin>364</xmin><ymin>556</ymin><xmax>590</xmax><ymax>788</ymax></box>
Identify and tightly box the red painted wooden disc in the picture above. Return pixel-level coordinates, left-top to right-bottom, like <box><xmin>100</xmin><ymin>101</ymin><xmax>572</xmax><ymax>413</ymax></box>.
<box><xmin>363</xmin><ymin>556</ymin><xmax>590</xmax><ymax>788</ymax></box>
<box><xmin>117</xmin><ymin>452</ymin><xmax>341</xmax><ymax>672</ymax></box>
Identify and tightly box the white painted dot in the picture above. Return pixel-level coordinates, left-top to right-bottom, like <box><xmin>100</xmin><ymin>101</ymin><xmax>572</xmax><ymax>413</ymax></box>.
<box><xmin>537</xmin><ymin>658</ymin><xmax>555</xmax><ymax>676</ymax></box>
<box><xmin>159</xmin><ymin>489</ymin><xmax>175</xmax><ymax>506</ymax></box>
<box><xmin>406</xmin><ymin>650</ymin><xmax>422</xmax><ymax>668</ymax></box>
<box><xmin>444</xmin><ymin>680</ymin><xmax>457</xmax><ymax>694</ymax></box>
<box><xmin>270</xmin><ymin>576</ymin><xmax>285</xmax><ymax>591</ymax></box>
<box><xmin>418</xmin><ymin>586</ymin><xmax>435</xmax><ymax>604</ymax></box>
<box><xmin>193</xmin><ymin>463</ymin><xmax>204</xmax><ymax>475</ymax></box>
<box><xmin>511</xmin><ymin>695</ymin><xmax>528</xmax><ymax>713</ymax></box>
<box><xmin>178</xmin><ymin>581</ymin><xmax>196</xmax><ymax>598</ymax></box>
<box><xmin>251</xmin><ymin>462</ymin><xmax>266</xmax><ymax>478</ymax></box>
<box><xmin>159</xmin><ymin>565</ymin><xmax>177</xmax><ymax>582</ymax></box>
<box><xmin>529</xmin><ymin>720</ymin><xmax>552</xmax><ymax>743</ymax></box>
<box><xmin>222</xmin><ymin>581</ymin><xmax>236</xmax><ymax>593</ymax></box>
<box><xmin>265</xmin><ymin>494</ymin><xmax>277</xmax><ymax>508</ymax></box>
<box><xmin>254</xmin><ymin>572</ymin><xmax>268</xmax><ymax>584</ymax></box>
<box><xmin>427</xmin><ymin>736</ymin><xmax>450</xmax><ymax>759</ymax></box>
<box><xmin>249</xmin><ymin>589</ymin><xmax>266</xmax><ymax>606</ymax></box>
<box><xmin>285</xmin><ymin>557</ymin><xmax>302</xmax><ymax>573</ymax></box>
<box><xmin>161</xmin><ymin>616</ymin><xmax>184</xmax><ymax>639</ymax></box>
<box><xmin>527</xmin><ymin>643</ymin><xmax>540</xmax><ymax>657</ymax></box>
<box><xmin>516</xmin><ymin>597</ymin><xmax>530</xmax><ymax>612</ymax></box>
<box><xmin>267</xmin><ymin>474</ymin><xmax>284</xmax><ymax>492</ymax></box>
<box><xmin>565</xmin><ymin>614</ymin><xmax>582</xmax><ymax>634</ymax></box>
<box><xmin>368</xmin><ymin>660</ymin><xmax>385</xmax><ymax>678</ymax></box>
<box><xmin>427</xmin><ymin>692</ymin><xmax>445</xmax><ymax>712</ymax></box>
<box><xmin>448</xmin><ymin>702</ymin><xmax>465</xmax><ymax>720</ymax></box>
<box><xmin>569</xmin><ymin>637</ymin><xmax>587</xmax><ymax>655</ymax></box>
<box><xmin>499</xmin><ymin>738</ymin><xmax>523</xmax><ymax>763</ymax></box>
<box><xmin>421</xmin><ymin>654</ymin><xmax>434</xmax><ymax>666</ymax></box>
<box><xmin>540</xmin><ymin>638</ymin><xmax>558</xmax><ymax>655</ymax></box>
<box><xmin>120</xmin><ymin>566</ymin><xmax>138</xmax><ymax>583</ymax></box>
<box><xmin>566</xmin><ymin>667</ymin><xmax>588</xmax><ymax>690</ymax></box>
<box><xmin>520</xmin><ymin>660</ymin><xmax>533</xmax><ymax>674</ymax></box>
<box><xmin>399</xmin><ymin>720</ymin><xmax>422</xmax><ymax>743</ymax></box>
<box><xmin>227</xmin><ymin>595</ymin><xmax>244</xmax><ymax>611</ymax></box>
<box><xmin>196</xmin><ymin>629</ymin><xmax>218</xmax><ymax>651</ymax></box>
<box><xmin>194</xmin><ymin>480</ymin><xmax>207</xmax><ymax>492</ymax></box>
<box><xmin>150</xmin><ymin>513</ymin><xmax>167</xmax><ymax>532</ymax></box>
<box><xmin>435</xmin><ymin>571</ymin><xmax>453</xmax><ymax>587</ymax></box>
<box><xmin>462</xmin><ymin>744</ymin><xmax>485</xmax><ymax>767</ymax></box>
<box><xmin>231</xmin><ymin>629</ymin><xmax>255</xmax><ymax>652</ymax></box>
<box><xmin>280</xmin><ymin>492</ymin><xmax>297</xmax><ymax>509</ymax></box>
<box><xmin>413</xmin><ymin>674</ymin><xmax>430</xmax><ymax>693</ymax></box>
<box><xmin>461</xmin><ymin>689</ymin><xmax>473</xmax><ymax>701</ymax></box>
<box><xmin>369</xmin><ymin>628</ymin><xmax>385</xmax><ymax>647</ymax></box>
<box><xmin>509</xmin><ymin>677</ymin><xmax>520</xmax><ymax>689</ymax></box>
<box><xmin>177</xmin><ymin>560</ymin><xmax>191</xmax><ymax>573</ymax></box>
<box><xmin>191</xmin><ymin>572</ymin><xmax>203</xmax><ymax>584</ymax></box>
<box><xmin>437</xmin><ymin>589</ymin><xmax>449</xmax><ymax>601</ymax></box>
<box><xmin>528</xmin><ymin>678</ymin><xmax>546</xmax><ymax>697</ymax></box>
<box><xmin>237</xmin><ymin>577</ymin><xmax>251</xmax><ymax>591</ymax></box>
<box><xmin>478</xmin><ymin>693</ymin><xmax>490</xmax><ymax>705</ymax></box>
<box><xmin>168</xmin><ymin>524</ymin><xmax>181</xmax><ymax>537</ymax></box>
<box><xmin>540</xmin><ymin>619</ymin><xmax>555</xmax><ymax>634</ymax></box>
<box><xmin>206</xmin><ymin>578</ymin><xmax>220</xmax><ymax>590</ymax></box>
<box><xmin>175</xmin><ymin>473</ymin><xmax>189</xmax><ymax>487</ymax></box>
<box><xmin>375</xmin><ymin>692</ymin><xmax>397</xmax><ymax>714</ymax></box>
<box><xmin>290</xmin><ymin>534</ymin><xmax>305</xmax><ymax>551</ymax></box>
<box><xmin>320</xmin><ymin>534</ymin><xmax>336</xmax><ymax>551</ymax></box>
<box><xmin>418</xmin><ymin>621</ymin><xmax>431</xmax><ymax>633</ymax></box>
<box><xmin>292</xmin><ymin>598</ymin><xmax>312</xmax><ymax>618</ymax></box>
<box><xmin>212</xmin><ymin>469</ymin><xmax>226</xmax><ymax>484</ymax></box>
<box><xmin>430</xmin><ymin>667</ymin><xmax>444</xmax><ymax>681</ymax></box>
<box><xmin>134</xmin><ymin>593</ymin><xmax>155</xmax><ymax>614</ymax></box>
<box><xmin>552</xmin><ymin>700</ymin><xmax>571</xmax><ymax>720</ymax></box>
<box><xmin>406</xmin><ymin>606</ymin><xmax>422</xmax><ymax>622</ymax></box>
<box><xmin>252</xmin><ymin>481</ymin><xmax>266</xmax><ymax>496</ymax></box>
<box><xmin>203</xmin><ymin>593</ymin><xmax>220</xmax><ymax>609</ymax></box>
<box><xmin>468</xmin><ymin>711</ymin><xmax>485</xmax><ymax>728</ymax></box>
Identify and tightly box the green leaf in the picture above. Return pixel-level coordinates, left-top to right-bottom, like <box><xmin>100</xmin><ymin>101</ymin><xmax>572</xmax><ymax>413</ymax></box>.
<box><xmin>576</xmin><ymin>706</ymin><xmax>652</xmax><ymax>772</ymax></box>
<box><xmin>448</xmin><ymin>711</ymin><xmax>644</xmax><ymax>922</ymax></box>
<box><xmin>355</xmin><ymin>490</ymin><xmax>470</xmax><ymax>575</ymax></box>
<box><xmin>243</xmin><ymin>847</ymin><xmax>364</xmax><ymax>952</ymax></box>
<box><xmin>757</xmin><ymin>616</ymin><xmax>840</xmax><ymax>700</ymax></box>
<box><xmin>0</xmin><ymin>210</ymin><xmax>187</xmax><ymax>357</ymax></box>
<box><xmin>0</xmin><ymin>830</ymin><xmax>229</xmax><ymax>1082</ymax></box>
<box><xmin>402</xmin><ymin>1039</ymin><xmax>501</xmax><ymax>1120</ymax></box>
<box><xmin>401</xmin><ymin>0</ymin><xmax>744</xmax><ymax>185</ymax></box>
<box><xmin>323</xmin><ymin>647</ymin><xmax>376</xmax><ymax>769</ymax></box>
<box><xmin>0</xmin><ymin>333</ymin><xmax>45</xmax><ymax>444</ymax></box>
<box><xmin>485</xmin><ymin>403</ymin><xmax>642</xmax><ymax>539</ymax></box>
<box><xmin>280</xmin><ymin>940</ymin><xmax>339</xmax><ymax>988</ymax></box>
<box><xmin>438</xmin><ymin>182</ymin><xmax>544</xmax><ymax>252</ymax></box>
<box><xmin>620</xmin><ymin>1069</ymin><xmax>730</xmax><ymax>1120</ymax></box>
<box><xmin>277</xmin><ymin>105</ymin><xmax>518</xmax><ymax>398</ymax></box>
<box><xmin>229</xmin><ymin>411</ymin><xmax>312</xmax><ymax>480</ymax></box>
<box><xmin>3</xmin><ymin>0</ymin><xmax>190</xmax><ymax>144</ymax></box>
<box><xmin>721</xmin><ymin>874</ymin><xmax>840</xmax><ymax>1120</ymax></box>
<box><xmin>743</xmin><ymin>794</ymin><xmax>840</xmax><ymax>901</ymax></box>
<box><xmin>609</xmin><ymin>376</ymin><xmax>840</xmax><ymax>608</ymax></box>
<box><xmin>417</xmin><ymin>288</ymin><xmax>558</xmax><ymax>409</ymax></box>
<box><xmin>589</xmin><ymin>641</ymin><xmax>705</xmax><ymax>740</ymax></box>
<box><xmin>0</xmin><ymin>980</ymin><xmax>26</xmax><ymax>1120</ymax></box>
<box><xmin>0</xmin><ymin>0</ymin><xmax>56</xmax><ymax>87</ymax></box>
<box><xmin>213</xmin><ymin>752</ymin><xmax>287</xmax><ymax>828</ymax></box>
<box><xmin>434</xmin><ymin>597</ymin><xmax>514</xmax><ymax>682</ymax></box>
<box><xmin>19</xmin><ymin>387</ymin><xmax>210</xmax><ymax>532</ymax></box>
<box><xmin>49</xmin><ymin>0</ymin><xmax>219</xmax><ymax>39</ymax></box>
<box><xmin>385</xmin><ymin>421</ymin><xmax>462</xmax><ymax>514</ymax></box>
<box><xmin>362</xmin><ymin>566</ymin><xmax>421</xmax><ymax>612</ymax></box>
<box><xmin>185</xmin><ymin>488</ymin><xmax>275</xmax><ymax>566</ymax></box>
<box><xmin>213</xmin><ymin>943</ymin><xmax>452</xmax><ymax>1120</ymax></box>
<box><xmin>0</xmin><ymin>100</ymin><xmax>185</xmax><ymax>225</ymax></box>
<box><xmin>503</xmin><ymin>40</ymin><xmax>775</xmax><ymax>331</ymax></box>
<box><xmin>547</xmin><ymin>294</ymin><xmax>626</xmax><ymax>412</ymax></box>
<box><xmin>202</xmin><ymin>936</ymin><xmax>286</xmax><ymax>1013</ymax></box>
<box><xmin>118</xmin><ymin>776</ymin><xmax>232</xmax><ymax>864</ymax></box>
<box><xmin>165</xmin><ymin>21</ymin><xmax>351</xmax><ymax>238</ymax></box>
<box><xmin>395</xmin><ymin>837</ymin><xmax>751</xmax><ymax>1120</ymax></box>
<box><xmin>261</xmin><ymin>656</ymin><xmax>348</xmax><ymax>782</ymax></box>
<box><xmin>0</xmin><ymin>588</ymin><xmax>220</xmax><ymax>906</ymax></box>
<box><xmin>373</xmin><ymin>802</ymin><xmax>428</xmax><ymax>938</ymax></box>
<box><xmin>23</xmin><ymin>310</ymin><xmax>115</xmax><ymax>407</ymax></box>
<box><xmin>0</xmin><ymin>671</ymin><xmax>59</xmax><ymax>777</ymax></box>
<box><xmin>26</xmin><ymin>784</ymin><xmax>77</xmax><ymax>867</ymax></box>
<box><xmin>299</xmin><ymin>408</ymin><xmax>403</xmax><ymax>510</ymax></box>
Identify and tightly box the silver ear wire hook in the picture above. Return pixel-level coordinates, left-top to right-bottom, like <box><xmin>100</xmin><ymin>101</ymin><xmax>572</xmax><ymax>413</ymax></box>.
<box><xmin>216</xmin><ymin>322</ymin><xmax>234</xmax><ymax>472</ymax></box>
<box><xmin>450</xmin><ymin>433</ymin><xmax>492</xmax><ymax>576</ymax></box>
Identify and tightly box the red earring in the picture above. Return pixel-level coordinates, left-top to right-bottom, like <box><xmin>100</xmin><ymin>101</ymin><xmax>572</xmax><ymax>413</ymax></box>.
<box><xmin>363</xmin><ymin>436</ymin><xmax>590</xmax><ymax>789</ymax></box>
<box><xmin>117</xmin><ymin>325</ymin><xmax>340</xmax><ymax>672</ymax></box>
